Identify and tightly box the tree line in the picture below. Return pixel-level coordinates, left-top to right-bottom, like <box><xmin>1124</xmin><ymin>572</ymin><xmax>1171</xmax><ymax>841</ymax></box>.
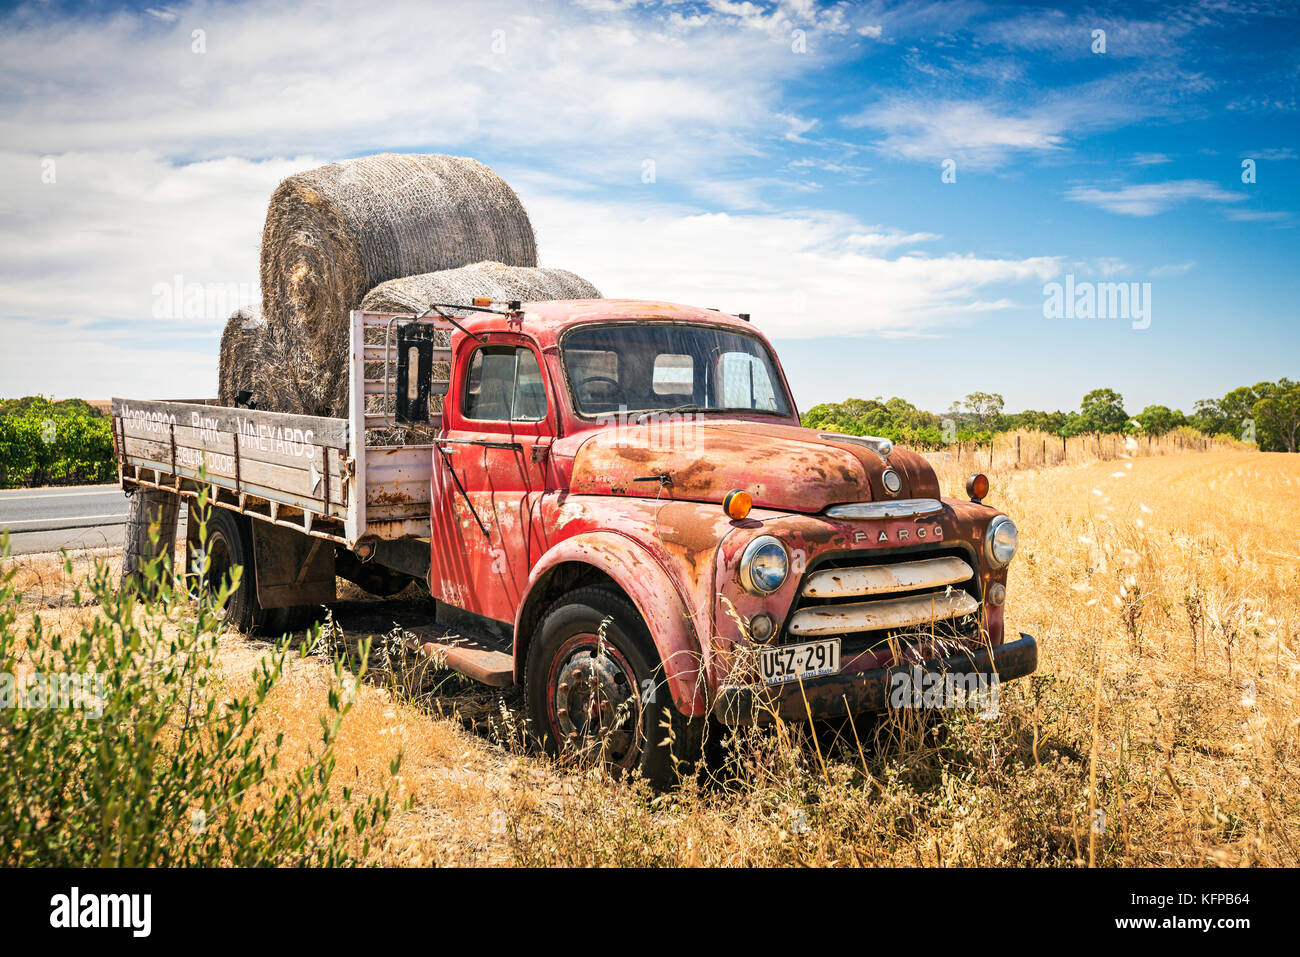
<box><xmin>1</xmin><ymin>378</ymin><xmax>1295</xmax><ymax>490</ymax></box>
<box><xmin>801</xmin><ymin>379</ymin><xmax>1300</xmax><ymax>453</ymax></box>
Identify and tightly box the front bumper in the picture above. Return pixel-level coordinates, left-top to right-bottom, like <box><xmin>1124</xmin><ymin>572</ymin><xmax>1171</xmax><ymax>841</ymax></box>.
<box><xmin>713</xmin><ymin>632</ymin><xmax>1039</xmax><ymax>724</ymax></box>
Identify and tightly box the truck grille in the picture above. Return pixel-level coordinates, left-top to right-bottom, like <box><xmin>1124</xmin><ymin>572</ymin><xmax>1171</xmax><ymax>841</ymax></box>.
<box><xmin>785</xmin><ymin>547</ymin><xmax>982</xmax><ymax>653</ymax></box>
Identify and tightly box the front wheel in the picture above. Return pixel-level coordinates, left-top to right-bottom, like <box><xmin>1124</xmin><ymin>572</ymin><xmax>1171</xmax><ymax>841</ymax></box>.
<box><xmin>525</xmin><ymin>587</ymin><xmax>703</xmax><ymax>789</ymax></box>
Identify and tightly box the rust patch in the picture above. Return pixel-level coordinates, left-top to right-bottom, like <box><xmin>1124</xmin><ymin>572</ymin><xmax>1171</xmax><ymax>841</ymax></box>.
<box><xmin>368</xmin><ymin>486</ymin><xmax>416</xmax><ymax>505</ymax></box>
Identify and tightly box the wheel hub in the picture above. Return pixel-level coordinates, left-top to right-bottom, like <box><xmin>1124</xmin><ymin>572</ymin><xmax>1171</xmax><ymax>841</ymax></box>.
<box><xmin>551</xmin><ymin>639</ymin><xmax>640</xmax><ymax>766</ymax></box>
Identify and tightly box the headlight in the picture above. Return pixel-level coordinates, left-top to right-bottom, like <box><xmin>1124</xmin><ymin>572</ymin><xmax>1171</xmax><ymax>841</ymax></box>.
<box><xmin>740</xmin><ymin>536</ymin><xmax>789</xmax><ymax>595</ymax></box>
<box><xmin>985</xmin><ymin>516</ymin><xmax>1018</xmax><ymax>567</ymax></box>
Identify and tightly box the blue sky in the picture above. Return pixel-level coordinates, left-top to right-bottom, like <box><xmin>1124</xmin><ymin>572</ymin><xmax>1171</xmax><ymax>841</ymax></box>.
<box><xmin>0</xmin><ymin>0</ymin><xmax>1296</xmax><ymax>416</ymax></box>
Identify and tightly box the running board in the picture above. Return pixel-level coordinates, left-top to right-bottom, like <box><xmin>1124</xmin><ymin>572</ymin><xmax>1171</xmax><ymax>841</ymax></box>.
<box><xmin>402</xmin><ymin>624</ymin><xmax>514</xmax><ymax>687</ymax></box>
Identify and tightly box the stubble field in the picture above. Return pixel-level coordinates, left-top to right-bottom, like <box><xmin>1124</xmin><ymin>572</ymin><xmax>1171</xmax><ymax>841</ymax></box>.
<box><xmin>7</xmin><ymin>445</ymin><xmax>1297</xmax><ymax>866</ymax></box>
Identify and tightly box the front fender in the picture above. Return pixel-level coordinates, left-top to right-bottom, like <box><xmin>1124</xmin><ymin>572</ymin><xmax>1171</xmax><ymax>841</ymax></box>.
<box><xmin>516</xmin><ymin>531</ymin><xmax>708</xmax><ymax>717</ymax></box>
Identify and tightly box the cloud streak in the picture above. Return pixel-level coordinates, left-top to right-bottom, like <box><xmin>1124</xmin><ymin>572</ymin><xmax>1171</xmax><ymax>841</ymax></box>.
<box><xmin>1065</xmin><ymin>179</ymin><xmax>1246</xmax><ymax>216</ymax></box>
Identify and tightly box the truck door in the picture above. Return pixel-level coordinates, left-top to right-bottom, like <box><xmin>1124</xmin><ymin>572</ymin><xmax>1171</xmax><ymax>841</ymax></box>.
<box><xmin>431</xmin><ymin>334</ymin><xmax>555</xmax><ymax>622</ymax></box>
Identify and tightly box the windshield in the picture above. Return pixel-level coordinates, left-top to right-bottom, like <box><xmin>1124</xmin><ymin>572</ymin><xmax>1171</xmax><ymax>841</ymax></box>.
<box><xmin>561</xmin><ymin>322</ymin><xmax>792</xmax><ymax>418</ymax></box>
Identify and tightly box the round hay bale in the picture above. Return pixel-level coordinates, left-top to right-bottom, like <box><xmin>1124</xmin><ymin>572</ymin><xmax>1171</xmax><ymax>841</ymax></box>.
<box><xmin>259</xmin><ymin>154</ymin><xmax>537</xmax><ymax>416</ymax></box>
<box><xmin>359</xmin><ymin>262</ymin><xmax>601</xmax><ymax>443</ymax></box>
<box><xmin>217</xmin><ymin>306</ymin><xmax>266</xmax><ymax>407</ymax></box>
<box><xmin>359</xmin><ymin>260</ymin><xmax>601</xmax><ymax>314</ymax></box>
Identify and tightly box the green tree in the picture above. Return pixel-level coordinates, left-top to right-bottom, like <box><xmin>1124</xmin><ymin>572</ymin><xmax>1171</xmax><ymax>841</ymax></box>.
<box><xmin>962</xmin><ymin>392</ymin><xmax>1005</xmax><ymax>428</ymax></box>
<box><xmin>1135</xmin><ymin>404</ymin><xmax>1186</xmax><ymax>437</ymax></box>
<box><xmin>1189</xmin><ymin>398</ymin><xmax>1230</xmax><ymax>436</ymax></box>
<box><xmin>1013</xmin><ymin>409</ymin><xmax>1068</xmax><ymax>435</ymax></box>
<box><xmin>1220</xmin><ymin>386</ymin><xmax>1261</xmax><ymax>433</ymax></box>
<box><xmin>800</xmin><ymin>396</ymin><xmax>944</xmax><ymax>448</ymax></box>
<box><xmin>1252</xmin><ymin>379</ymin><xmax>1300</xmax><ymax>452</ymax></box>
<box><xmin>1078</xmin><ymin>388</ymin><xmax>1128</xmax><ymax>434</ymax></box>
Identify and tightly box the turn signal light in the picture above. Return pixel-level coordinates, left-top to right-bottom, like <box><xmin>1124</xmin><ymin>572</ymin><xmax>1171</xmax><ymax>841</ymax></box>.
<box><xmin>966</xmin><ymin>473</ymin><xmax>990</xmax><ymax>503</ymax></box>
<box><xmin>723</xmin><ymin>489</ymin><xmax>752</xmax><ymax>520</ymax></box>
<box><xmin>472</xmin><ymin>296</ymin><xmax>492</xmax><ymax>307</ymax></box>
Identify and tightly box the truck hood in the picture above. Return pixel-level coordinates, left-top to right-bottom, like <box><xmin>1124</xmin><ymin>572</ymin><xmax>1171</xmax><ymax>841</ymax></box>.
<box><xmin>564</xmin><ymin>420</ymin><xmax>940</xmax><ymax>513</ymax></box>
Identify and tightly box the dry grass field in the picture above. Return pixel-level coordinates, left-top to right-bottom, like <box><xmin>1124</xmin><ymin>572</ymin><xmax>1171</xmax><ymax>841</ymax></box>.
<box><xmin>7</xmin><ymin>444</ymin><xmax>1298</xmax><ymax>866</ymax></box>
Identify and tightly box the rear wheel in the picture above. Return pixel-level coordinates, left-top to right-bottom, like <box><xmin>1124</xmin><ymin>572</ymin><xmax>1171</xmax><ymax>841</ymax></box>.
<box><xmin>188</xmin><ymin>507</ymin><xmax>266</xmax><ymax>633</ymax></box>
<box><xmin>525</xmin><ymin>586</ymin><xmax>703</xmax><ymax>789</ymax></box>
<box><xmin>263</xmin><ymin>604</ymin><xmax>323</xmax><ymax>636</ymax></box>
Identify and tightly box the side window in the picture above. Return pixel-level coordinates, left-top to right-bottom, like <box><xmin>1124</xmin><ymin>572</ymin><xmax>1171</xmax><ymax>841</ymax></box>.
<box><xmin>462</xmin><ymin>346</ymin><xmax>547</xmax><ymax>422</ymax></box>
<box><xmin>717</xmin><ymin>352</ymin><xmax>779</xmax><ymax>411</ymax></box>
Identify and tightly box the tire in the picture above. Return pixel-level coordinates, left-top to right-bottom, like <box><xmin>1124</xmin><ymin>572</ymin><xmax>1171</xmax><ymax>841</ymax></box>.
<box><xmin>334</xmin><ymin>548</ymin><xmax>415</xmax><ymax>598</ymax></box>
<box><xmin>263</xmin><ymin>604</ymin><xmax>323</xmax><ymax>636</ymax></box>
<box><xmin>188</xmin><ymin>507</ymin><xmax>266</xmax><ymax>634</ymax></box>
<box><xmin>525</xmin><ymin>586</ymin><xmax>703</xmax><ymax>789</ymax></box>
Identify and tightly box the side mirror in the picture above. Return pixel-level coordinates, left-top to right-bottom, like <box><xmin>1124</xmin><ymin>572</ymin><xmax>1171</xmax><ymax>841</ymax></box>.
<box><xmin>395</xmin><ymin>323</ymin><xmax>436</xmax><ymax>424</ymax></box>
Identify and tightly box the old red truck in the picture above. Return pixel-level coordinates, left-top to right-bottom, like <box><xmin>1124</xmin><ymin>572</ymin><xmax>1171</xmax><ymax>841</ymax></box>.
<box><xmin>113</xmin><ymin>299</ymin><xmax>1036</xmax><ymax>785</ymax></box>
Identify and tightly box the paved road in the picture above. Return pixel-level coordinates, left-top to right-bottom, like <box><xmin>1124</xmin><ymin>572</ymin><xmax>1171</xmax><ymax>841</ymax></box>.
<box><xmin>0</xmin><ymin>484</ymin><xmax>130</xmax><ymax>555</ymax></box>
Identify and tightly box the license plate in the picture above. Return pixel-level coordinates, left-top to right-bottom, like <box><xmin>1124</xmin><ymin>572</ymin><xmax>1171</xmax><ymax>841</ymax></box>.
<box><xmin>760</xmin><ymin>639</ymin><xmax>841</xmax><ymax>686</ymax></box>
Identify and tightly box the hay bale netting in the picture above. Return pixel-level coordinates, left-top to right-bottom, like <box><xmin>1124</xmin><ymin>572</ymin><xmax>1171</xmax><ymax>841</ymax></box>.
<box><xmin>358</xmin><ymin>260</ymin><xmax>600</xmax><ymax>313</ymax></box>
<box><xmin>359</xmin><ymin>261</ymin><xmax>601</xmax><ymax>443</ymax></box>
<box><xmin>259</xmin><ymin>153</ymin><xmax>538</xmax><ymax>416</ymax></box>
<box><xmin>217</xmin><ymin>306</ymin><xmax>265</xmax><ymax>407</ymax></box>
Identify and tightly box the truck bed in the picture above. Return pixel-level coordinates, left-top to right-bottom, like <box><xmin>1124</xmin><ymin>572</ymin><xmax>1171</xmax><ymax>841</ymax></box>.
<box><xmin>112</xmin><ymin>310</ymin><xmax>451</xmax><ymax>548</ymax></box>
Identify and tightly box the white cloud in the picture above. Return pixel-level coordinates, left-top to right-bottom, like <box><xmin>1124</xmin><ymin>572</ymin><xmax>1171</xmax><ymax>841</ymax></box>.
<box><xmin>518</xmin><ymin>190</ymin><xmax>1061</xmax><ymax>339</ymax></box>
<box><xmin>1241</xmin><ymin>147</ymin><xmax>1297</xmax><ymax>161</ymax></box>
<box><xmin>0</xmin><ymin>150</ymin><xmax>314</xmax><ymax>323</ymax></box>
<box><xmin>978</xmin><ymin>9</ymin><xmax>1198</xmax><ymax>59</ymax></box>
<box><xmin>1223</xmin><ymin>209</ymin><xmax>1292</xmax><ymax>224</ymax></box>
<box><xmin>1</xmin><ymin>317</ymin><xmax>220</xmax><ymax>400</ymax></box>
<box><xmin>1150</xmin><ymin>261</ymin><xmax>1195</xmax><ymax>276</ymax></box>
<box><xmin>0</xmin><ymin>146</ymin><xmax>1062</xmax><ymax>399</ymax></box>
<box><xmin>843</xmin><ymin>227</ymin><xmax>942</xmax><ymax>249</ymax></box>
<box><xmin>0</xmin><ymin>0</ymin><xmax>840</xmax><ymax>207</ymax></box>
<box><xmin>4</xmin><ymin>0</ymin><xmax>1184</xmax><ymax>403</ymax></box>
<box><xmin>1065</xmin><ymin>179</ymin><xmax>1246</xmax><ymax>216</ymax></box>
<box><xmin>1079</xmin><ymin>257</ymin><xmax>1132</xmax><ymax>277</ymax></box>
<box><xmin>845</xmin><ymin>98</ymin><xmax>1071</xmax><ymax>168</ymax></box>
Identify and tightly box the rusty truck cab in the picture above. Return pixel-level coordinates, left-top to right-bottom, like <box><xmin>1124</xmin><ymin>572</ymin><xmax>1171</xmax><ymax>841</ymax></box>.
<box><xmin>426</xmin><ymin>299</ymin><xmax>1035</xmax><ymax>783</ymax></box>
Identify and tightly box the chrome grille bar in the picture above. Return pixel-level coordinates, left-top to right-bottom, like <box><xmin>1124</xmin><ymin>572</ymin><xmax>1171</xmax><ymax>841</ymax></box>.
<box><xmin>788</xmin><ymin>590</ymin><xmax>979</xmax><ymax>638</ymax></box>
<box><xmin>825</xmin><ymin>498</ymin><xmax>942</xmax><ymax>520</ymax></box>
<box><xmin>801</xmin><ymin>555</ymin><xmax>974</xmax><ymax>599</ymax></box>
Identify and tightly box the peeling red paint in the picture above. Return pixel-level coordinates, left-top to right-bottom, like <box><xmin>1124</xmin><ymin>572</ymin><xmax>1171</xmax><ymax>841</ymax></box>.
<box><xmin>411</xmin><ymin>300</ymin><xmax>1033</xmax><ymax>718</ymax></box>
